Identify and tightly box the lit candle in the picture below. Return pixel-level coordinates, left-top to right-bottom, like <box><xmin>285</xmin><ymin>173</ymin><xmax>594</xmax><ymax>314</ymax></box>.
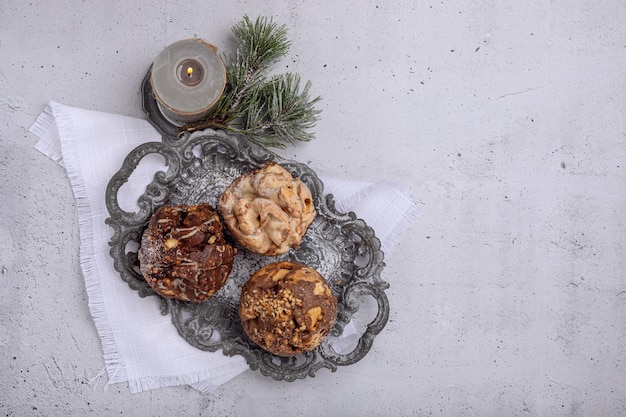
<box><xmin>150</xmin><ymin>39</ymin><xmax>226</xmax><ymax>126</ymax></box>
<box><xmin>178</xmin><ymin>59</ymin><xmax>204</xmax><ymax>86</ymax></box>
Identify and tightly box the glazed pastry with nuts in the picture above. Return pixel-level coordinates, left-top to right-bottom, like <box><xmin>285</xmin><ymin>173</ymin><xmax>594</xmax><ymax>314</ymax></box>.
<box><xmin>218</xmin><ymin>162</ymin><xmax>316</xmax><ymax>256</ymax></box>
<box><xmin>239</xmin><ymin>261</ymin><xmax>338</xmax><ymax>357</ymax></box>
<box><xmin>138</xmin><ymin>203</ymin><xmax>237</xmax><ymax>302</ymax></box>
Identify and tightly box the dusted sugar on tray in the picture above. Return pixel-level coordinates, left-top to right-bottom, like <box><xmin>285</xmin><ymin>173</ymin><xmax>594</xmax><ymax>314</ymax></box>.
<box><xmin>138</xmin><ymin>203</ymin><xmax>237</xmax><ymax>302</ymax></box>
<box><xmin>239</xmin><ymin>261</ymin><xmax>338</xmax><ymax>357</ymax></box>
<box><xmin>218</xmin><ymin>162</ymin><xmax>316</xmax><ymax>256</ymax></box>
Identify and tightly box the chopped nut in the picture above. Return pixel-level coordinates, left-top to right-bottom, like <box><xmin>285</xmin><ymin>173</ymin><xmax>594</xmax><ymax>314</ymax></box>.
<box><xmin>164</xmin><ymin>238</ymin><xmax>179</xmax><ymax>249</ymax></box>
<box><xmin>313</xmin><ymin>282</ymin><xmax>325</xmax><ymax>295</ymax></box>
<box><xmin>271</xmin><ymin>268</ymin><xmax>291</xmax><ymax>282</ymax></box>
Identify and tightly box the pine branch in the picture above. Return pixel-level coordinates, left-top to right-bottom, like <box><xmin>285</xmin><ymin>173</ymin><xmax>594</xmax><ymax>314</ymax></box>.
<box><xmin>207</xmin><ymin>15</ymin><xmax>291</xmax><ymax>123</ymax></box>
<box><xmin>179</xmin><ymin>15</ymin><xmax>322</xmax><ymax>154</ymax></box>
<box><xmin>232</xmin><ymin>15</ymin><xmax>291</xmax><ymax>74</ymax></box>
<box><xmin>242</xmin><ymin>73</ymin><xmax>322</xmax><ymax>148</ymax></box>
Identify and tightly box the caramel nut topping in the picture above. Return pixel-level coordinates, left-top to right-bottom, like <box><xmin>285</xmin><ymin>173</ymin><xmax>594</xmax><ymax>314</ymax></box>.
<box><xmin>239</xmin><ymin>261</ymin><xmax>337</xmax><ymax>357</ymax></box>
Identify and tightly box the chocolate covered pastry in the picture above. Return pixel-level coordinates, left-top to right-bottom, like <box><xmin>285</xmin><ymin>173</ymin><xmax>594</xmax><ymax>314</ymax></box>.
<box><xmin>218</xmin><ymin>162</ymin><xmax>316</xmax><ymax>256</ymax></box>
<box><xmin>138</xmin><ymin>203</ymin><xmax>237</xmax><ymax>302</ymax></box>
<box><xmin>239</xmin><ymin>261</ymin><xmax>338</xmax><ymax>357</ymax></box>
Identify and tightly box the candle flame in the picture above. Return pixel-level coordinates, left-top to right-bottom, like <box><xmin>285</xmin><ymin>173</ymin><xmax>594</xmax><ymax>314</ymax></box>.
<box><xmin>187</xmin><ymin>66</ymin><xmax>193</xmax><ymax>77</ymax></box>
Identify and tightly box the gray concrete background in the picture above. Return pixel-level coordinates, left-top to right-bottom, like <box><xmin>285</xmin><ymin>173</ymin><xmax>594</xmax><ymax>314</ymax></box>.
<box><xmin>1</xmin><ymin>1</ymin><xmax>625</xmax><ymax>416</ymax></box>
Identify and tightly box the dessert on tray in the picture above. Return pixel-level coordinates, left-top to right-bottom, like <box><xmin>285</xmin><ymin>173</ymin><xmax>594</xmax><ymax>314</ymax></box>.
<box><xmin>138</xmin><ymin>203</ymin><xmax>237</xmax><ymax>302</ymax></box>
<box><xmin>239</xmin><ymin>261</ymin><xmax>338</xmax><ymax>357</ymax></box>
<box><xmin>219</xmin><ymin>162</ymin><xmax>316</xmax><ymax>256</ymax></box>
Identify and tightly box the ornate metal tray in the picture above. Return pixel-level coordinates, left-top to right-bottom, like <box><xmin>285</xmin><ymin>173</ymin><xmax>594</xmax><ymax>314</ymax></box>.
<box><xmin>103</xmin><ymin>74</ymin><xmax>389</xmax><ymax>381</ymax></box>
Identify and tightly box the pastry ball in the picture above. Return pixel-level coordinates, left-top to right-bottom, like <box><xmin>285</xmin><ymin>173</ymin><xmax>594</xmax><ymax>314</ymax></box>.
<box><xmin>138</xmin><ymin>203</ymin><xmax>237</xmax><ymax>302</ymax></box>
<box><xmin>218</xmin><ymin>162</ymin><xmax>316</xmax><ymax>256</ymax></box>
<box><xmin>239</xmin><ymin>261</ymin><xmax>338</xmax><ymax>357</ymax></box>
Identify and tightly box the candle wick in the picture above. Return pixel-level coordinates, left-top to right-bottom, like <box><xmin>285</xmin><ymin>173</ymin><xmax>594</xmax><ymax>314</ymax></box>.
<box><xmin>187</xmin><ymin>67</ymin><xmax>193</xmax><ymax>77</ymax></box>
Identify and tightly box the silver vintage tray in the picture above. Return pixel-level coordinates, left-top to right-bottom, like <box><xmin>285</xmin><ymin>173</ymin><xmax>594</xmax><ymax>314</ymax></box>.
<box><xmin>103</xmin><ymin>74</ymin><xmax>389</xmax><ymax>381</ymax></box>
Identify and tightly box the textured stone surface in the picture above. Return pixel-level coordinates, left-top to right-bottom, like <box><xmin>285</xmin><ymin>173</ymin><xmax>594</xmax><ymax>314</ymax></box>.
<box><xmin>1</xmin><ymin>1</ymin><xmax>625</xmax><ymax>416</ymax></box>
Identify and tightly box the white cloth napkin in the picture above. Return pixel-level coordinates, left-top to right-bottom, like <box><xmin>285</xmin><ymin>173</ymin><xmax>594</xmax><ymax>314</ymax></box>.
<box><xmin>30</xmin><ymin>101</ymin><xmax>421</xmax><ymax>393</ymax></box>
